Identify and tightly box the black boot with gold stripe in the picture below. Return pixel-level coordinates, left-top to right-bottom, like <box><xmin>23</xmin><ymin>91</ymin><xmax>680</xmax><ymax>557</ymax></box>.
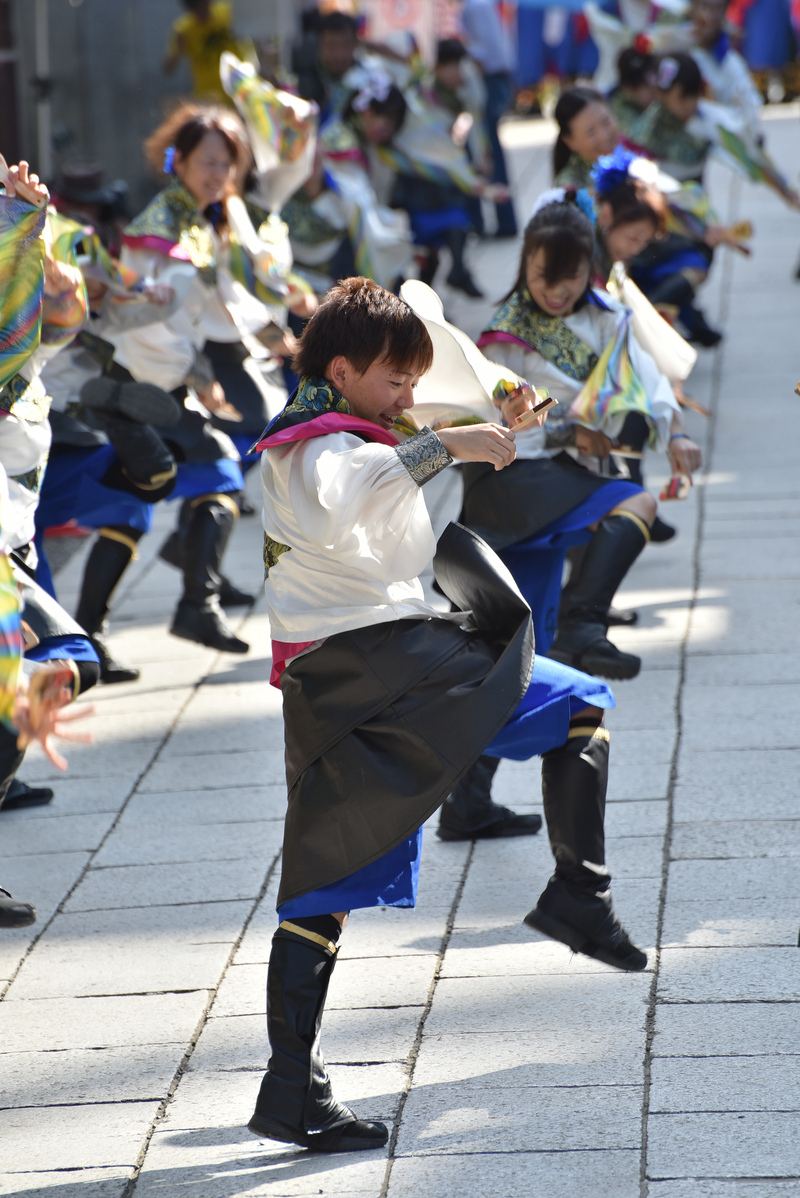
<box><xmin>524</xmin><ymin>721</ymin><xmax>647</xmax><ymax>972</ymax></box>
<box><xmin>547</xmin><ymin>509</ymin><xmax>650</xmax><ymax>681</ymax></box>
<box><xmin>75</xmin><ymin>527</ymin><xmax>144</xmax><ymax>684</ymax></box>
<box><xmin>249</xmin><ymin>916</ymin><xmax>389</xmax><ymax>1152</ymax></box>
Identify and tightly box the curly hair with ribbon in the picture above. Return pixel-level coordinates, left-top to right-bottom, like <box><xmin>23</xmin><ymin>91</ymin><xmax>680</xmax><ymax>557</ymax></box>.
<box><xmin>654</xmin><ymin>52</ymin><xmax>703</xmax><ymax>96</ymax></box>
<box><xmin>349</xmin><ymin>66</ymin><xmax>394</xmax><ymax>113</ymax></box>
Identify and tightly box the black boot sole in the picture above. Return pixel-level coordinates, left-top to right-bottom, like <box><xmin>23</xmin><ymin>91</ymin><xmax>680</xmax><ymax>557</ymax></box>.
<box><xmin>81</xmin><ymin>378</ymin><xmax>181</xmax><ymax>427</ymax></box>
<box><xmin>445</xmin><ymin>275</ymin><xmax>484</xmax><ymax>298</ymax></box>
<box><xmin>0</xmin><ymin>900</ymin><xmax>37</xmax><ymax>928</ymax></box>
<box><xmin>437</xmin><ymin>813</ymin><xmax>543</xmax><ymax>841</ymax></box>
<box><xmin>547</xmin><ymin>646</ymin><xmax>641</xmax><ymax>681</ymax></box>
<box><xmin>170</xmin><ymin>621</ymin><xmax>249</xmax><ymax>654</ymax></box>
<box><xmin>523</xmin><ymin>906</ymin><xmax>647</xmax><ymax>972</ymax></box>
<box><xmin>1</xmin><ymin>787</ymin><xmax>54</xmax><ymax>809</ymax></box>
<box><xmin>100</xmin><ymin>666</ymin><xmax>141</xmax><ymax>685</ymax></box>
<box><xmin>247</xmin><ymin>1112</ymin><xmax>388</xmax><ymax>1152</ymax></box>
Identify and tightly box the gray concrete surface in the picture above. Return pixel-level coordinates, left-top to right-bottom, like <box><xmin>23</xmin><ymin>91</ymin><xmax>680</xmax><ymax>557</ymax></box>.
<box><xmin>1</xmin><ymin>108</ymin><xmax>800</xmax><ymax>1196</ymax></box>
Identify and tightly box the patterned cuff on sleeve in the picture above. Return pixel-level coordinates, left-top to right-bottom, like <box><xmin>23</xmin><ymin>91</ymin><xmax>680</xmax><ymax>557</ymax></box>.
<box><xmin>543</xmin><ymin>412</ymin><xmax>576</xmax><ymax>451</ymax></box>
<box><xmin>394</xmin><ymin>426</ymin><xmax>454</xmax><ymax>486</ymax></box>
<box><xmin>184</xmin><ymin>351</ymin><xmax>215</xmax><ymax>393</ymax></box>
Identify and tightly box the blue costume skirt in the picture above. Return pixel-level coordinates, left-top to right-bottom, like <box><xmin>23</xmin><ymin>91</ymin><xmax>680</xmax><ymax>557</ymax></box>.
<box><xmin>26</xmin><ymin>633</ymin><xmax>100</xmax><ymax>668</ymax></box>
<box><xmin>499</xmin><ymin>477</ymin><xmax>640</xmax><ymax>655</ymax></box>
<box><xmin>34</xmin><ymin>446</ymin><xmax>156</xmax><ymax>596</ymax></box>
<box><xmin>36</xmin><ymin>446</ymin><xmax>155</xmax><ymax>537</ymax></box>
<box><xmin>169</xmin><ymin>458</ymin><xmax>244</xmax><ymax>500</ymax></box>
<box><xmin>278</xmin><ymin>653</ymin><xmax>613</xmax><ymax>920</ymax></box>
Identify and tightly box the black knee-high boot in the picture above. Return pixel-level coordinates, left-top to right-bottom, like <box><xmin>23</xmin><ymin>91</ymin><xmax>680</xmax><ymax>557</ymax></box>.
<box><xmin>437</xmin><ymin>754</ymin><xmax>542</xmax><ymax>840</ymax></box>
<box><xmin>524</xmin><ymin>727</ymin><xmax>646</xmax><ymax>971</ymax></box>
<box><xmin>159</xmin><ymin>496</ymin><xmax>254</xmax><ymax>608</ymax></box>
<box><xmin>445</xmin><ymin>228</ymin><xmax>483</xmax><ymax>298</ymax></box>
<box><xmin>169</xmin><ymin>494</ymin><xmax>249</xmax><ymax>653</ymax></box>
<box><xmin>560</xmin><ymin>545</ymin><xmax>638</xmax><ymax>630</ymax></box>
<box><xmin>74</xmin><ymin>527</ymin><xmax>143</xmax><ymax>684</ymax></box>
<box><xmin>548</xmin><ymin>511</ymin><xmax>650</xmax><ymax>680</ymax></box>
<box><xmin>0</xmin><ymin>725</ymin><xmax>25</xmax><ymax>812</ymax></box>
<box><xmin>250</xmin><ymin>918</ymin><xmax>388</xmax><ymax>1152</ymax></box>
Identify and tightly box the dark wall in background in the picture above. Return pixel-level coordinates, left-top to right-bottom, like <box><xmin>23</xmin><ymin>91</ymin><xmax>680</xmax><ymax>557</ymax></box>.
<box><xmin>9</xmin><ymin>0</ymin><xmax>297</xmax><ymax>212</ymax></box>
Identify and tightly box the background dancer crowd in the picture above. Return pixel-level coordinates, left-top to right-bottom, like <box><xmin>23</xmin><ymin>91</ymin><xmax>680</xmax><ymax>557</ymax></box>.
<box><xmin>1</xmin><ymin>0</ymin><xmax>798</xmax><ymax>1182</ymax></box>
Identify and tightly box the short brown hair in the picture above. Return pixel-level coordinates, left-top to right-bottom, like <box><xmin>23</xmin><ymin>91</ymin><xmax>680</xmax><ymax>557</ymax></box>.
<box><xmin>144</xmin><ymin>103</ymin><xmax>249</xmax><ymax>181</ymax></box>
<box><xmin>292</xmin><ymin>277</ymin><xmax>434</xmax><ymax>380</ymax></box>
<box><xmin>601</xmin><ymin>178</ymin><xmax>667</xmax><ymax>237</ymax></box>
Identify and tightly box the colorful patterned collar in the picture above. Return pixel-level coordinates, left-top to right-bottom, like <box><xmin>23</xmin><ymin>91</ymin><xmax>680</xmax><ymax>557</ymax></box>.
<box><xmin>477</xmin><ymin>288</ymin><xmax>609</xmax><ymax>383</ymax></box>
<box><xmin>123</xmin><ymin>181</ymin><xmax>218</xmax><ymax>282</ymax></box>
<box><xmin>250</xmin><ymin>376</ymin><xmax>399</xmax><ymax>454</ymax></box>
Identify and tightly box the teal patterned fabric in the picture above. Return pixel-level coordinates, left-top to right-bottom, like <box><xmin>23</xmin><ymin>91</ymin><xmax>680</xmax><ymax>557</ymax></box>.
<box><xmin>554</xmin><ymin>153</ymin><xmax>595</xmax><ymax>190</ymax></box>
<box><xmin>260</xmin><ymin>375</ymin><xmax>351</xmax><ymax>443</ymax></box>
<box><xmin>482</xmin><ymin>289</ymin><xmax>599</xmax><ymax>383</ymax></box>
<box><xmin>627</xmin><ymin>102</ymin><xmax>710</xmax><ymax>171</ymax></box>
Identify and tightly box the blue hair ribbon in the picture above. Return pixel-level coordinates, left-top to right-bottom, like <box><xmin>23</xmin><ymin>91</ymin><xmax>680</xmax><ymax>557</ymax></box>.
<box><xmin>591</xmin><ymin>145</ymin><xmax>637</xmax><ymax>198</ymax></box>
<box><xmin>575</xmin><ymin>188</ymin><xmax>597</xmax><ymax>227</ymax></box>
<box><xmin>163</xmin><ymin>146</ymin><xmax>176</xmax><ymax>175</ymax></box>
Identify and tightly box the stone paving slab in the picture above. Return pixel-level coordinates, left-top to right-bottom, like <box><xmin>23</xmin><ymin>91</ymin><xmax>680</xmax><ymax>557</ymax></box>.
<box><xmin>661</xmin><ymin>896</ymin><xmax>799</xmax><ymax>947</ymax></box>
<box><xmin>649</xmin><ymin>1054</ymin><xmax>800</xmax><ymax>1112</ymax></box>
<box><xmin>647</xmin><ymin>1184</ymin><xmax>800</xmax><ymax>1198</ymax></box>
<box><xmin>63</xmin><ymin>857</ymin><xmax>270</xmax><ymax>912</ymax></box>
<box><xmin>651</xmin><ymin>1002</ymin><xmax>800</xmax><ymax>1057</ymax></box>
<box><xmin>387</xmin><ymin>1152</ymin><xmax>641</xmax><ymax>1198</ymax></box>
<box><xmin>647</xmin><ymin>1112</ymin><xmax>800</xmax><ymax>1179</ymax></box>
<box><xmin>9</xmin><ymin>901</ymin><xmax>254</xmax><ymax>1000</ymax></box>
<box><xmin>0</xmin><ymin>991</ymin><xmax>210</xmax><ymax>1053</ymax></box>
<box><xmin>0</xmin><ymin>1101</ymin><xmax>161</xmax><ymax>1173</ymax></box>
<box><xmin>395</xmin><ymin>1081</ymin><xmax>643</xmax><ymax>1154</ymax></box>
<box><xmin>1</xmin><ymin>1042</ymin><xmax>185</xmax><ymax>1108</ymax></box>
<box><xmin>0</xmin><ymin>1170</ymin><xmax>134</xmax><ymax>1198</ymax></box>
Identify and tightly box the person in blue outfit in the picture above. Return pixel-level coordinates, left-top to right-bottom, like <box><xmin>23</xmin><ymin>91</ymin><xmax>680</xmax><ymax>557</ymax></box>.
<box><xmin>248</xmin><ymin>275</ymin><xmax>647</xmax><ymax>1156</ymax></box>
<box><xmin>460</xmin><ymin>0</ymin><xmax>518</xmax><ymax>237</ymax></box>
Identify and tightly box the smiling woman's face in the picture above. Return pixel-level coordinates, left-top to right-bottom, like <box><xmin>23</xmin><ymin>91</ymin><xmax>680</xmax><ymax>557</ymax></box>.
<box><xmin>562</xmin><ymin>101</ymin><xmax>620</xmax><ymax>163</ymax></box>
<box><xmin>525</xmin><ymin>246</ymin><xmax>591</xmax><ymax>317</ymax></box>
<box><xmin>175</xmin><ymin>130</ymin><xmax>235</xmax><ymax>208</ymax></box>
<box><xmin>327</xmin><ymin>355</ymin><xmax>422</xmax><ymax>430</ymax></box>
<box><xmin>600</xmin><ymin>212</ymin><xmax>658</xmax><ymax>264</ymax></box>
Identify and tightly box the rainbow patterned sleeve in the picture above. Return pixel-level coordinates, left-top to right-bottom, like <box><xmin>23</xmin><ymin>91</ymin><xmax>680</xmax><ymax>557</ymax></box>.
<box><xmin>0</xmin><ymin>554</ymin><xmax>22</xmax><ymax>734</ymax></box>
<box><xmin>0</xmin><ymin>196</ymin><xmax>47</xmax><ymax>389</ymax></box>
<box><xmin>569</xmin><ymin>312</ymin><xmax>655</xmax><ymax>442</ymax></box>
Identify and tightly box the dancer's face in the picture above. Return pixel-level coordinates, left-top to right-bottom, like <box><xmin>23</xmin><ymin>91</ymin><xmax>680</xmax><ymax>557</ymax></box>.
<box><xmin>692</xmin><ymin>0</ymin><xmax>727</xmax><ymax>47</ymax></box>
<box><xmin>623</xmin><ymin>81</ymin><xmax>656</xmax><ymax>111</ymax></box>
<box><xmin>562</xmin><ymin>102</ymin><xmax>620</xmax><ymax>163</ymax></box>
<box><xmin>356</xmin><ymin>109</ymin><xmax>397</xmax><ymax>145</ymax></box>
<box><xmin>318</xmin><ymin>29</ymin><xmax>358</xmax><ymax>79</ymax></box>
<box><xmin>175</xmin><ymin>131</ymin><xmax>235</xmax><ymax>208</ymax></box>
<box><xmin>525</xmin><ymin>246</ymin><xmax>591</xmax><ymax>317</ymax></box>
<box><xmin>327</xmin><ymin>354</ymin><xmax>422</xmax><ymax>430</ymax></box>
<box><xmin>598</xmin><ymin>208</ymin><xmax>658</xmax><ymax>263</ymax></box>
<box><xmin>661</xmin><ymin>85</ymin><xmax>699</xmax><ymax>124</ymax></box>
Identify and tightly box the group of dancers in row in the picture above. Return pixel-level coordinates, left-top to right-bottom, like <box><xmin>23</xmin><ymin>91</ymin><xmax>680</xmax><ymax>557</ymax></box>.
<box><xmin>0</xmin><ymin>12</ymin><xmax>792</xmax><ymax>1156</ymax></box>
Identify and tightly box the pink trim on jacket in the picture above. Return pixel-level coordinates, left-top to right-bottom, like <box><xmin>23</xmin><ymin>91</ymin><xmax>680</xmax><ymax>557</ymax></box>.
<box><xmin>476</xmin><ymin>329</ymin><xmax>540</xmax><ymax>353</ymax></box>
<box><xmin>252</xmin><ymin>410</ymin><xmax>399</xmax><ymax>455</ymax></box>
<box><xmin>122</xmin><ymin>233</ymin><xmax>193</xmax><ymax>259</ymax></box>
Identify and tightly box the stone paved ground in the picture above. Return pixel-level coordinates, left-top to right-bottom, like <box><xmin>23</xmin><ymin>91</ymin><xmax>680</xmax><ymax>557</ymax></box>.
<box><xmin>1</xmin><ymin>109</ymin><xmax>800</xmax><ymax>1198</ymax></box>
